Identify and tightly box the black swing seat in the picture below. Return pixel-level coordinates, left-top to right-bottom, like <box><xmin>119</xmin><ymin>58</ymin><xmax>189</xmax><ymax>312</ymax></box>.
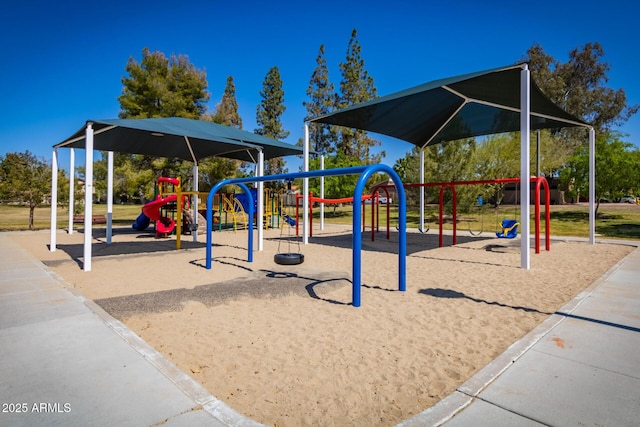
<box><xmin>274</xmin><ymin>253</ymin><xmax>304</xmax><ymax>265</ymax></box>
<box><xmin>496</xmin><ymin>219</ymin><xmax>519</xmax><ymax>239</ymax></box>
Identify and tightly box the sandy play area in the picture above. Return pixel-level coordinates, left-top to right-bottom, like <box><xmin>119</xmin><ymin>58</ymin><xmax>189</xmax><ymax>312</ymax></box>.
<box><xmin>11</xmin><ymin>224</ymin><xmax>634</xmax><ymax>426</ymax></box>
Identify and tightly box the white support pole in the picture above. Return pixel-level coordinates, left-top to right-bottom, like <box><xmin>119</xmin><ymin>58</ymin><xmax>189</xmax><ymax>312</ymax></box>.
<box><xmin>257</xmin><ymin>150</ymin><xmax>264</xmax><ymax>251</ymax></box>
<box><xmin>50</xmin><ymin>149</ymin><xmax>58</xmax><ymax>252</ymax></box>
<box><xmin>419</xmin><ymin>148</ymin><xmax>425</xmax><ymax>232</ymax></box>
<box><xmin>192</xmin><ymin>163</ymin><xmax>198</xmax><ymax>243</ymax></box>
<box><xmin>589</xmin><ymin>127</ymin><xmax>596</xmax><ymax>244</ymax></box>
<box><xmin>83</xmin><ymin>123</ymin><xmax>94</xmax><ymax>272</ymax></box>
<box><xmin>106</xmin><ymin>151</ymin><xmax>113</xmax><ymax>244</ymax></box>
<box><xmin>536</xmin><ymin>130</ymin><xmax>541</xmax><ymax>177</ymax></box>
<box><xmin>520</xmin><ymin>65</ymin><xmax>531</xmax><ymax>270</ymax></box>
<box><xmin>320</xmin><ymin>155</ymin><xmax>325</xmax><ymax>231</ymax></box>
<box><xmin>68</xmin><ymin>148</ymin><xmax>75</xmax><ymax>234</ymax></box>
<box><xmin>303</xmin><ymin>123</ymin><xmax>310</xmax><ymax>244</ymax></box>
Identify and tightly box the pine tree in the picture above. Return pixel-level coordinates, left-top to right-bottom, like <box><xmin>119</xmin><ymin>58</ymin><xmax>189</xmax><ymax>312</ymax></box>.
<box><xmin>119</xmin><ymin>47</ymin><xmax>209</xmax><ymax>119</ymax></box>
<box><xmin>208</xmin><ymin>76</ymin><xmax>243</xmax><ymax>128</ymax></box>
<box><xmin>337</xmin><ymin>29</ymin><xmax>383</xmax><ymax>163</ymax></box>
<box><xmin>303</xmin><ymin>44</ymin><xmax>338</xmax><ymax>156</ymax></box>
<box><xmin>200</xmin><ymin>75</ymin><xmax>243</xmax><ymax>190</ymax></box>
<box><xmin>255</xmin><ymin>66</ymin><xmax>290</xmax><ymax>176</ymax></box>
<box><xmin>116</xmin><ymin>48</ymin><xmax>211</xmax><ymax>198</ymax></box>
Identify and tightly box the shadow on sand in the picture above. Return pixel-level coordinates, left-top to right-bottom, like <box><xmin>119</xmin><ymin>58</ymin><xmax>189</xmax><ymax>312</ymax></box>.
<box><xmin>95</xmin><ymin>269</ymin><xmax>354</xmax><ymax>318</ymax></box>
<box><xmin>419</xmin><ymin>287</ymin><xmax>552</xmax><ymax>315</ymax></box>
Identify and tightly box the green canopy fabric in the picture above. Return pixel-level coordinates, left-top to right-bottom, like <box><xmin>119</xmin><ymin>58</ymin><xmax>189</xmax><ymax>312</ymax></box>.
<box><xmin>310</xmin><ymin>64</ymin><xmax>588</xmax><ymax>147</ymax></box>
<box><xmin>55</xmin><ymin>117</ymin><xmax>304</xmax><ymax>162</ymax></box>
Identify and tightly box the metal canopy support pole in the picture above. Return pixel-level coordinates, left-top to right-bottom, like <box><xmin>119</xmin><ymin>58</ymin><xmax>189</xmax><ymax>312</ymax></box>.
<box><xmin>303</xmin><ymin>123</ymin><xmax>310</xmax><ymax>244</ymax></box>
<box><xmin>419</xmin><ymin>148</ymin><xmax>425</xmax><ymax>232</ymax></box>
<box><xmin>50</xmin><ymin>149</ymin><xmax>58</xmax><ymax>252</ymax></box>
<box><xmin>68</xmin><ymin>148</ymin><xmax>75</xmax><ymax>234</ymax></box>
<box><xmin>589</xmin><ymin>127</ymin><xmax>596</xmax><ymax>244</ymax></box>
<box><xmin>320</xmin><ymin>155</ymin><xmax>325</xmax><ymax>230</ymax></box>
<box><xmin>536</xmin><ymin>130</ymin><xmax>541</xmax><ymax>177</ymax></box>
<box><xmin>193</xmin><ymin>163</ymin><xmax>198</xmax><ymax>243</ymax></box>
<box><xmin>257</xmin><ymin>149</ymin><xmax>264</xmax><ymax>251</ymax></box>
<box><xmin>83</xmin><ymin>123</ymin><xmax>94</xmax><ymax>272</ymax></box>
<box><xmin>106</xmin><ymin>151</ymin><xmax>113</xmax><ymax>244</ymax></box>
<box><xmin>520</xmin><ymin>65</ymin><xmax>531</xmax><ymax>270</ymax></box>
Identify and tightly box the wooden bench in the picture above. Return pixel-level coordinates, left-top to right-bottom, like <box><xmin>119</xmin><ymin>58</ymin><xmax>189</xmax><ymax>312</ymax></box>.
<box><xmin>73</xmin><ymin>215</ymin><xmax>107</xmax><ymax>224</ymax></box>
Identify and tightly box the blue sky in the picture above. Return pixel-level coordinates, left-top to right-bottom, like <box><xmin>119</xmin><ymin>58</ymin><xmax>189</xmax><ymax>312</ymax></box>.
<box><xmin>1</xmin><ymin>0</ymin><xmax>637</xmax><ymax>173</ymax></box>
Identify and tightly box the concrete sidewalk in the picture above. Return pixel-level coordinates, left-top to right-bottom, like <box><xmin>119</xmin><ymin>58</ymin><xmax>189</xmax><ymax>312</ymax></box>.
<box><xmin>0</xmin><ymin>233</ymin><xmax>259</xmax><ymax>427</ymax></box>
<box><xmin>401</xmin><ymin>241</ymin><xmax>640</xmax><ymax>426</ymax></box>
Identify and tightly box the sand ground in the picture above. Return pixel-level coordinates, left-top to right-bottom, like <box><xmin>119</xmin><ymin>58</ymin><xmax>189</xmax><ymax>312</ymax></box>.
<box><xmin>11</xmin><ymin>225</ymin><xmax>634</xmax><ymax>426</ymax></box>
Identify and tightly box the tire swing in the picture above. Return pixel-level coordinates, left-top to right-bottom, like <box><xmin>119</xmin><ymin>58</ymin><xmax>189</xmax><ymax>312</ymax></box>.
<box><xmin>274</xmin><ymin>182</ymin><xmax>304</xmax><ymax>265</ymax></box>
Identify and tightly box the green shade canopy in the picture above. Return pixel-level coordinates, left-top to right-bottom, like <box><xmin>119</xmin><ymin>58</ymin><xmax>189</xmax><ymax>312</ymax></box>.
<box><xmin>55</xmin><ymin>117</ymin><xmax>305</xmax><ymax>162</ymax></box>
<box><xmin>310</xmin><ymin>64</ymin><xmax>588</xmax><ymax>147</ymax></box>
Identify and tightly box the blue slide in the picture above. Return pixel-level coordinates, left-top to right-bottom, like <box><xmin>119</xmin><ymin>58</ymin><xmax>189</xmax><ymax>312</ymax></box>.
<box><xmin>132</xmin><ymin>213</ymin><xmax>151</xmax><ymax>231</ymax></box>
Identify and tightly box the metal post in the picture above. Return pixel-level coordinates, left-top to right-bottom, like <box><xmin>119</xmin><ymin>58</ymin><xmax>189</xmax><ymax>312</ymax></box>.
<box><xmin>419</xmin><ymin>148</ymin><xmax>425</xmax><ymax>232</ymax></box>
<box><xmin>68</xmin><ymin>148</ymin><xmax>74</xmax><ymax>234</ymax></box>
<box><xmin>320</xmin><ymin>155</ymin><xmax>325</xmax><ymax>230</ymax></box>
<box><xmin>303</xmin><ymin>123</ymin><xmax>310</xmax><ymax>244</ymax></box>
<box><xmin>193</xmin><ymin>163</ymin><xmax>199</xmax><ymax>243</ymax></box>
<box><xmin>257</xmin><ymin>149</ymin><xmax>264</xmax><ymax>251</ymax></box>
<box><xmin>589</xmin><ymin>127</ymin><xmax>596</xmax><ymax>244</ymax></box>
<box><xmin>106</xmin><ymin>151</ymin><xmax>113</xmax><ymax>244</ymax></box>
<box><xmin>536</xmin><ymin>130</ymin><xmax>541</xmax><ymax>177</ymax></box>
<box><xmin>520</xmin><ymin>65</ymin><xmax>531</xmax><ymax>270</ymax></box>
<box><xmin>83</xmin><ymin>123</ymin><xmax>94</xmax><ymax>272</ymax></box>
<box><xmin>50</xmin><ymin>149</ymin><xmax>58</xmax><ymax>252</ymax></box>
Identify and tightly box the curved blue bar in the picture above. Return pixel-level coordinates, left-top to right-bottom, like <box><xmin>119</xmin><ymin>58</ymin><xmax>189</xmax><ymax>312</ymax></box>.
<box><xmin>205</xmin><ymin>164</ymin><xmax>406</xmax><ymax>307</ymax></box>
<box><xmin>206</xmin><ymin>181</ymin><xmax>254</xmax><ymax>269</ymax></box>
<box><xmin>352</xmin><ymin>164</ymin><xmax>406</xmax><ymax>307</ymax></box>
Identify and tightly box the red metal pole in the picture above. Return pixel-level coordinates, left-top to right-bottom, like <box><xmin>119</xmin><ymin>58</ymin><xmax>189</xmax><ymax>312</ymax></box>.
<box><xmin>362</xmin><ymin>198</ymin><xmax>366</xmax><ymax>233</ymax></box>
<box><xmin>439</xmin><ymin>185</ymin><xmax>445</xmax><ymax>247</ymax></box>
<box><xmin>451</xmin><ymin>183</ymin><xmax>457</xmax><ymax>246</ymax></box>
<box><xmin>309</xmin><ymin>192</ymin><xmax>313</xmax><ymax>238</ymax></box>
<box><xmin>535</xmin><ymin>177</ymin><xmax>541</xmax><ymax>254</ymax></box>
<box><xmin>295</xmin><ymin>193</ymin><xmax>299</xmax><ymax>236</ymax></box>
<box><xmin>386</xmin><ymin>196</ymin><xmax>390</xmax><ymax>240</ymax></box>
<box><xmin>542</xmin><ymin>177</ymin><xmax>551</xmax><ymax>251</ymax></box>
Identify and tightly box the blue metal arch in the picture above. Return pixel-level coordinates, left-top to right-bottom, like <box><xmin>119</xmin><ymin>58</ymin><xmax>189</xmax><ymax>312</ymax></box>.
<box><xmin>205</xmin><ymin>164</ymin><xmax>406</xmax><ymax>307</ymax></box>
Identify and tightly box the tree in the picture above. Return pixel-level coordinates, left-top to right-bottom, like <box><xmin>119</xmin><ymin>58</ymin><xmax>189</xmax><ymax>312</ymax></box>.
<box><xmin>116</xmin><ymin>48</ymin><xmax>212</xmax><ymax>198</ymax></box>
<box><xmin>336</xmin><ymin>29</ymin><xmax>383</xmax><ymax>163</ymax></box>
<box><xmin>473</xmin><ymin>134</ymin><xmax>520</xmax><ymax>206</ymax></box>
<box><xmin>426</xmin><ymin>139</ymin><xmax>477</xmax><ymax>212</ymax></box>
<box><xmin>0</xmin><ymin>151</ymin><xmax>52</xmax><ymax>230</ymax></box>
<box><xmin>255</xmin><ymin>66</ymin><xmax>290</xmax><ymax>176</ymax></box>
<box><xmin>200</xmin><ymin>75</ymin><xmax>244</xmax><ymax>190</ymax></box>
<box><xmin>208</xmin><ymin>76</ymin><xmax>243</xmax><ymax>128</ymax></box>
<box><xmin>307</xmin><ymin>151</ymin><xmax>361</xmax><ymax>200</ymax></box>
<box><xmin>303</xmin><ymin>44</ymin><xmax>339</xmax><ymax>156</ymax></box>
<box><xmin>560</xmin><ymin>132</ymin><xmax>640</xmax><ymax>216</ymax></box>
<box><xmin>526</xmin><ymin>42</ymin><xmax>638</xmax><ymax>134</ymax></box>
<box><xmin>524</xmin><ymin>43</ymin><xmax>638</xmax><ymax>175</ymax></box>
<box><xmin>118</xmin><ymin>47</ymin><xmax>210</xmax><ymax>119</ymax></box>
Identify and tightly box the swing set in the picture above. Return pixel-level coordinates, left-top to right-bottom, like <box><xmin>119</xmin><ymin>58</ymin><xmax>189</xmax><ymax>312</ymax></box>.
<box><xmin>373</xmin><ymin>176</ymin><xmax>551</xmax><ymax>254</ymax></box>
<box><xmin>469</xmin><ymin>184</ymin><xmax>520</xmax><ymax>239</ymax></box>
<box><xmin>274</xmin><ymin>181</ymin><xmax>304</xmax><ymax>265</ymax></box>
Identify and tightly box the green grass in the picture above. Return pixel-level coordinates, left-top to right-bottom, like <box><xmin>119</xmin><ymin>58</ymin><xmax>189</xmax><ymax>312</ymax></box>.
<box><xmin>2</xmin><ymin>202</ymin><xmax>639</xmax><ymax>240</ymax></box>
<box><xmin>0</xmin><ymin>204</ymin><xmax>143</xmax><ymax>231</ymax></box>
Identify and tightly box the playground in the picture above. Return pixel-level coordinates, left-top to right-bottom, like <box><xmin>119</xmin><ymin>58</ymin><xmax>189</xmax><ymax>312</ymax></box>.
<box><xmin>12</xmin><ymin>221</ymin><xmax>633</xmax><ymax>426</ymax></box>
<box><xmin>32</xmin><ymin>64</ymin><xmax>637</xmax><ymax>425</ymax></box>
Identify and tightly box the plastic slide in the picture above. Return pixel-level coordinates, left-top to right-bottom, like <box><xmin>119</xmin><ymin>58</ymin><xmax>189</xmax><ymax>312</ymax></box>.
<box><xmin>141</xmin><ymin>194</ymin><xmax>178</xmax><ymax>236</ymax></box>
<box><xmin>132</xmin><ymin>213</ymin><xmax>151</xmax><ymax>230</ymax></box>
